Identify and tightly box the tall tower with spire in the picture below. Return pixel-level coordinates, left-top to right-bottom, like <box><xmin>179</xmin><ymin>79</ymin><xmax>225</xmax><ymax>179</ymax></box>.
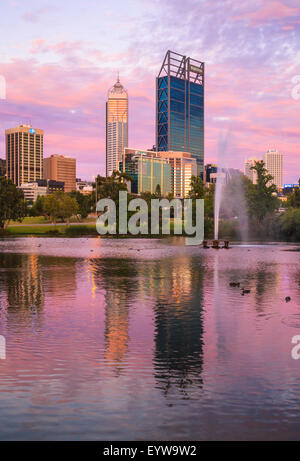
<box><xmin>106</xmin><ymin>76</ymin><xmax>128</xmax><ymax>176</ymax></box>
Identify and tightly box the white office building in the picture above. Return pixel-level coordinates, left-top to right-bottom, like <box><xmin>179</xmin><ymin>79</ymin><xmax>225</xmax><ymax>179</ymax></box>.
<box><xmin>244</xmin><ymin>156</ymin><xmax>260</xmax><ymax>184</ymax></box>
<box><xmin>106</xmin><ymin>77</ymin><xmax>128</xmax><ymax>177</ymax></box>
<box><xmin>263</xmin><ymin>149</ymin><xmax>283</xmax><ymax>189</ymax></box>
<box><xmin>19</xmin><ymin>182</ymin><xmax>47</xmax><ymax>202</ymax></box>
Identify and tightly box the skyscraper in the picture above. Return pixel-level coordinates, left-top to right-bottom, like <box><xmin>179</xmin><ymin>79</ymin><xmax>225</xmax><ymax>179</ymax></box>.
<box><xmin>157</xmin><ymin>151</ymin><xmax>197</xmax><ymax>198</ymax></box>
<box><xmin>106</xmin><ymin>77</ymin><xmax>128</xmax><ymax>177</ymax></box>
<box><xmin>44</xmin><ymin>154</ymin><xmax>76</xmax><ymax>192</ymax></box>
<box><xmin>244</xmin><ymin>156</ymin><xmax>260</xmax><ymax>184</ymax></box>
<box><xmin>5</xmin><ymin>124</ymin><xmax>43</xmax><ymax>186</ymax></box>
<box><xmin>120</xmin><ymin>148</ymin><xmax>171</xmax><ymax>195</ymax></box>
<box><xmin>156</xmin><ymin>50</ymin><xmax>204</xmax><ymax>176</ymax></box>
<box><xmin>263</xmin><ymin>149</ymin><xmax>283</xmax><ymax>189</ymax></box>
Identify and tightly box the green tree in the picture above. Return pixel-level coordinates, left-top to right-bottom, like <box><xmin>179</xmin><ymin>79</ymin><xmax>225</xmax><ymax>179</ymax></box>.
<box><xmin>69</xmin><ymin>191</ymin><xmax>92</xmax><ymax>219</ymax></box>
<box><xmin>93</xmin><ymin>171</ymin><xmax>133</xmax><ymax>205</ymax></box>
<box><xmin>29</xmin><ymin>195</ymin><xmax>46</xmax><ymax>217</ymax></box>
<box><xmin>247</xmin><ymin>160</ymin><xmax>280</xmax><ymax>222</ymax></box>
<box><xmin>44</xmin><ymin>192</ymin><xmax>79</xmax><ymax>225</ymax></box>
<box><xmin>286</xmin><ymin>179</ymin><xmax>300</xmax><ymax>208</ymax></box>
<box><xmin>59</xmin><ymin>194</ymin><xmax>79</xmax><ymax>225</ymax></box>
<box><xmin>0</xmin><ymin>177</ymin><xmax>27</xmax><ymax>230</ymax></box>
<box><xmin>155</xmin><ymin>183</ymin><xmax>161</xmax><ymax>197</ymax></box>
<box><xmin>279</xmin><ymin>208</ymin><xmax>300</xmax><ymax>241</ymax></box>
<box><xmin>43</xmin><ymin>193</ymin><xmax>61</xmax><ymax>224</ymax></box>
<box><xmin>188</xmin><ymin>175</ymin><xmax>205</xmax><ymax>199</ymax></box>
<box><xmin>204</xmin><ymin>183</ymin><xmax>215</xmax><ymax>219</ymax></box>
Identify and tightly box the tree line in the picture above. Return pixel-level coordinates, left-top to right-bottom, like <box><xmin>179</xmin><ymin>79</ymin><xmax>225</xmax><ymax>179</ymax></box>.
<box><xmin>0</xmin><ymin>162</ymin><xmax>299</xmax><ymax>240</ymax></box>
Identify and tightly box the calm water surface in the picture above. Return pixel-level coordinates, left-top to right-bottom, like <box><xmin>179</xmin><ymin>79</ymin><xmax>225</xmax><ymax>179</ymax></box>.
<box><xmin>0</xmin><ymin>238</ymin><xmax>299</xmax><ymax>440</ymax></box>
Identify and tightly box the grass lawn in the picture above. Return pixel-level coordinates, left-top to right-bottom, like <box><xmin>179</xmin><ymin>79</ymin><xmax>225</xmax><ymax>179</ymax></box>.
<box><xmin>6</xmin><ymin>224</ymin><xmax>97</xmax><ymax>236</ymax></box>
<box><xmin>9</xmin><ymin>216</ymin><xmax>96</xmax><ymax>225</ymax></box>
<box><xmin>9</xmin><ymin>216</ymin><xmax>50</xmax><ymax>225</ymax></box>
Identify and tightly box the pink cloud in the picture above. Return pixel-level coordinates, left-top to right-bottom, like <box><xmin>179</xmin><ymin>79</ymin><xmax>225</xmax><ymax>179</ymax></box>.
<box><xmin>232</xmin><ymin>0</ymin><xmax>300</xmax><ymax>26</ymax></box>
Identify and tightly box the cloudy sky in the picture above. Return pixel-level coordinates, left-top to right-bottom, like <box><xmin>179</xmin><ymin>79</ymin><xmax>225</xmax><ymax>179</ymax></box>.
<box><xmin>0</xmin><ymin>0</ymin><xmax>299</xmax><ymax>182</ymax></box>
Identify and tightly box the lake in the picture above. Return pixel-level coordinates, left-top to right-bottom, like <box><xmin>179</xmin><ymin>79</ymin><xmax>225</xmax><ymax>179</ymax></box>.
<box><xmin>0</xmin><ymin>238</ymin><xmax>299</xmax><ymax>440</ymax></box>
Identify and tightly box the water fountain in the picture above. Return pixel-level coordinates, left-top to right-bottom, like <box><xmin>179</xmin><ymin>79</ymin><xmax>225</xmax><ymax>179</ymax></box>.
<box><xmin>213</xmin><ymin>132</ymin><xmax>228</xmax><ymax>247</ymax></box>
<box><xmin>211</xmin><ymin>131</ymin><xmax>249</xmax><ymax>247</ymax></box>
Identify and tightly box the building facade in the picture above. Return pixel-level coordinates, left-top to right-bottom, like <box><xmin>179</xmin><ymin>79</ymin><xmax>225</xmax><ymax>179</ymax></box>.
<box><xmin>263</xmin><ymin>149</ymin><xmax>283</xmax><ymax>189</ymax></box>
<box><xmin>120</xmin><ymin>148</ymin><xmax>171</xmax><ymax>196</ymax></box>
<box><xmin>76</xmin><ymin>179</ymin><xmax>93</xmax><ymax>195</ymax></box>
<box><xmin>156</xmin><ymin>50</ymin><xmax>204</xmax><ymax>176</ymax></box>
<box><xmin>157</xmin><ymin>151</ymin><xmax>197</xmax><ymax>198</ymax></box>
<box><xmin>19</xmin><ymin>182</ymin><xmax>47</xmax><ymax>202</ymax></box>
<box><xmin>204</xmin><ymin>164</ymin><xmax>217</xmax><ymax>184</ymax></box>
<box><xmin>44</xmin><ymin>155</ymin><xmax>76</xmax><ymax>192</ymax></box>
<box><xmin>5</xmin><ymin>124</ymin><xmax>43</xmax><ymax>186</ymax></box>
<box><xmin>244</xmin><ymin>157</ymin><xmax>259</xmax><ymax>184</ymax></box>
<box><xmin>19</xmin><ymin>179</ymin><xmax>64</xmax><ymax>201</ymax></box>
<box><xmin>106</xmin><ymin>77</ymin><xmax>128</xmax><ymax>177</ymax></box>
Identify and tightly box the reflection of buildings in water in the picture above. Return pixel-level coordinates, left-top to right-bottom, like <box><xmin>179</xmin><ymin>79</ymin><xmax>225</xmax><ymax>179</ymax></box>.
<box><xmin>89</xmin><ymin>255</ymin><xmax>204</xmax><ymax>387</ymax></box>
<box><xmin>41</xmin><ymin>256</ymin><xmax>78</xmax><ymax>297</ymax></box>
<box><xmin>89</xmin><ymin>258</ymin><xmax>138</xmax><ymax>373</ymax></box>
<box><xmin>0</xmin><ymin>253</ymin><xmax>44</xmax><ymax>329</ymax></box>
<box><xmin>104</xmin><ymin>290</ymin><xmax>129</xmax><ymax>368</ymax></box>
<box><xmin>151</xmin><ymin>257</ymin><xmax>204</xmax><ymax>396</ymax></box>
<box><xmin>2</xmin><ymin>253</ymin><xmax>44</xmax><ymax>309</ymax></box>
<box><xmin>0</xmin><ymin>254</ymin><xmax>78</xmax><ymax>328</ymax></box>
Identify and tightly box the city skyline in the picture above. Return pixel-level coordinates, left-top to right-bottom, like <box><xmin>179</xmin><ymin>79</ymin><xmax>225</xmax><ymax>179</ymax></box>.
<box><xmin>0</xmin><ymin>0</ymin><xmax>299</xmax><ymax>183</ymax></box>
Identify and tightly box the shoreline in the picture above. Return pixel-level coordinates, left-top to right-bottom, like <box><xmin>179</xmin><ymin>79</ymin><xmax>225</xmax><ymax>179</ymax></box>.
<box><xmin>0</xmin><ymin>233</ymin><xmax>299</xmax><ymax>246</ymax></box>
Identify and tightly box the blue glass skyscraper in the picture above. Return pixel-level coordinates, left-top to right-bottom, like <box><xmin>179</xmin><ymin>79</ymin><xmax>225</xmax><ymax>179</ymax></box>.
<box><xmin>156</xmin><ymin>51</ymin><xmax>204</xmax><ymax>176</ymax></box>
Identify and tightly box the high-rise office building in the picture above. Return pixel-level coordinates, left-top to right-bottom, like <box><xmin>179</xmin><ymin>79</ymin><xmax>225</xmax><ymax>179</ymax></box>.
<box><xmin>263</xmin><ymin>149</ymin><xmax>283</xmax><ymax>189</ymax></box>
<box><xmin>5</xmin><ymin>124</ymin><xmax>43</xmax><ymax>186</ymax></box>
<box><xmin>244</xmin><ymin>156</ymin><xmax>260</xmax><ymax>184</ymax></box>
<box><xmin>156</xmin><ymin>50</ymin><xmax>204</xmax><ymax>176</ymax></box>
<box><xmin>157</xmin><ymin>151</ymin><xmax>197</xmax><ymax>198</ymax></box>
<box><xmin>44</xmin><ymin>154</ymin><xmax>76</xmax><ymax>192</ymax></box>
<box><xmin>106</xmin><ymin>77</ymin><xmax>128</xmax><ymax>177</ymax></box>
<box><xmin>120</xmin><ymin>148</ymin><xmax>171</xmax><ymax>195</ymax></box>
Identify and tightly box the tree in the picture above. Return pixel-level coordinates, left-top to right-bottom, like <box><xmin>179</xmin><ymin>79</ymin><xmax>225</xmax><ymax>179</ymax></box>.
<box><xmin>43</xmin><ymin>192</ymin><xmax>78</xmax><ymax>225</ymax></box>
<box><xmin>29</xmin><ymin>195</ymin><xmax>46</xmax><ymax>217</ymax></box>
<box><xmin>188</xmin><ymin>175</ymin><xmax>205</xmax><ymax>199</ymax></box>
<box><xmin>286</xmin><ymin>179</ymin><xmax>300</xmax><ymax>208</ymax></box>
<box><xmin>279</xmin><ymin>208</ymin><xmax>300</xmax><ymax>241</ymax></box>
<box><xmin>43</xmin><ymin>193</ymin><xmax>61</xmax><ymax>225</ymax></box>
<box><xmin>59</xmin><ymin>194</ymin><xmax>79</xmax><ymax>225</ymax></box>
<box><xmin>247</xmin><ymin>161</ymin><xmax>280</xmax><ymax>222</ymax></box>
<box><xmin>155</xmin><ymin>183</ymin><xmax>161</xmax><ymax>197</ymax></box>
<box><xmin>0</xmin><ymin>177</ymin><xmax>27</xmax><ymax>230</ymax></box>
<box><xmin>69</xmin><ymin>191</ymin><xmax>92</xmax><ymax>219</ymax></box>
<box><xmin>93</xmin><ymin>171</ymin><xmax>133</xmax><ymax>205</ymax></box>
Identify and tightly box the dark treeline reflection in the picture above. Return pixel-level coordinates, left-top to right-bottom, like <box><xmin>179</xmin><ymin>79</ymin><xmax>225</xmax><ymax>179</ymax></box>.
<box><xmin>89</xmin><ymin>255</ymin><xmax>205</xmax><ymax>396</ymax></box>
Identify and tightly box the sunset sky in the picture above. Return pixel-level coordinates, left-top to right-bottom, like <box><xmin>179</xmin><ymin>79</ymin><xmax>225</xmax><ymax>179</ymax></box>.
<box><xmin>0</xmin><ymin>0</ymin><xmax>299</xmax><ymax>182</ymax></box>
